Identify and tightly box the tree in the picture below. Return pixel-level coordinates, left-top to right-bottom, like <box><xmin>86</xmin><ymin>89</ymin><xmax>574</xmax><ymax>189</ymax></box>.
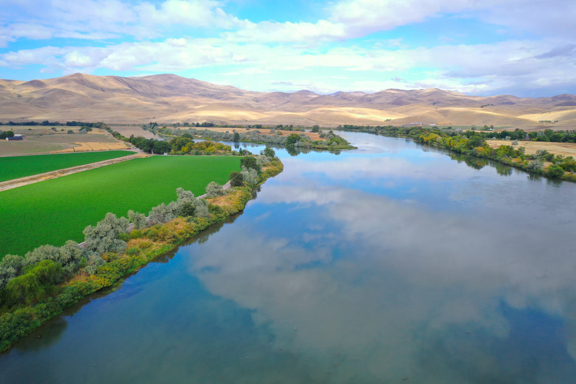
<box><xmin>154</xmin><ymin>140</ymin><xmax>172</xmax><ymax>154</ymax></box>
<box><xmin>6</xmin><ymin>260</ymin><xmax>63</xmax><ymax>305</ymax></box>
<box><xmin>240</xmin><ymin>166</ymin><xmax>259</xmax><ymax>185</ymax></box>
<box><xmin>286</xmin><ymin>133</ymin><xmax>301</xmax><ymax>145</ymax></box>
<box><xmin>83</xmin><ymin>213</ymin><xmax>129</xmax><ymax>254</ymax></box>
<box><xmin>240</xmin><ymin>156</ymin><xmax>261</xmax><ymax>173</ymax></box>
<box><xmin>206</xmin><ymin>181</ymin><xmax>225</xmax><ymax>198</ymax></box>
<box><xmin>170</xmin><ymin>137</ymin><xmax>193</xmax><ymax>151</ymax></box>
<box><xmin>233</xmin><ymin>132</ymin><xmax>240</xmax><ymax>142</ymax></box>
<box><xmin>0</xmin><ymin>130</ymin><xmax>14</xmax><ymax>139</ymax></box>
<box><xmin>229</xmin><ymin>171</ymin><xmax>243</xmax><ymax>187</ymax></box>
<box><xmin>467</xmin><ymin>136</ymin><xmax>484</xmax><ymax>148</ymax></box>
<box><xmin>128</xmin><ymin>210</ymin><xmax>147</xmax><ymax>229</ymax></box>
<box><xmin>546</xmin><ymin>164</ymin><xmax>565</xmax><ymax>179</ymax></box>
<box><xmin>312</xmin><ymin>125</ymin><xmax>320</xmax><ymax>132</ymax></box>
<box><xmin>261</xmin><ymin>147</ymin><xmax>275</xmax><ymax>158</ymax></box>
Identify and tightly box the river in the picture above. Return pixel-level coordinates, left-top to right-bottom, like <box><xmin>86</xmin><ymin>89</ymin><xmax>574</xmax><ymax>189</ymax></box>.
<box><xmin>2</xmin><ymin>132</ymin><xmax>576</xmax><ymax>383</ymax></box>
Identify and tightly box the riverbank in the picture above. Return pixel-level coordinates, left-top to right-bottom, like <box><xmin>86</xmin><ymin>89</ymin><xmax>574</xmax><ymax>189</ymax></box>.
<box><xmin>154</xmin><ymin>127</ymin><xmax>357</xmax><ymax>152</ymax></box>
<box><xmin>340</xmin><ymin>126</ymin><xmax>576</xmax><ymax>182</ymax></box>
<box><xmin>0</xmin><ymin>158</ymin><xmax>283</xmax><ymax>352</ymax></box>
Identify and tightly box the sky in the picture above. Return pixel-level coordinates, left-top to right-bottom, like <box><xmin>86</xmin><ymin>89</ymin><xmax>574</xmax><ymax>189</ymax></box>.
<box><xmin>0</xmin><ymin>0</ymin><xmax>574</xmax><ymax>97</ymax></box>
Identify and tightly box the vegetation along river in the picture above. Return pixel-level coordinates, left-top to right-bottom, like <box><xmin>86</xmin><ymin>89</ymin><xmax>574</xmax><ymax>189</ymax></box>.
<box><xmin>2</xmin><ymin>131</ymin><xmax>576</xmax><ymax>383</ymax></box>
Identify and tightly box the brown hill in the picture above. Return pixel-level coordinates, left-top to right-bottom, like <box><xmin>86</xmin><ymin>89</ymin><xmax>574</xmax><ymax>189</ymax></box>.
<box><xmin>1</xmin><ymin>73</ymin><xmax>575</xmax><ymax>128</ymax></box>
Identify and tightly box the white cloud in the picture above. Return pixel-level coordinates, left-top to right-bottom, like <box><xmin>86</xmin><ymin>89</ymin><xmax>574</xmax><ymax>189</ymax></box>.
<box><xmin>0</xmin><ymin>0</ymin><xmax>242</xmax><ymax>45</ymax></box>
<box><xmin>2</xmin><ymin>36</ymin><xmax>575</xmax><ymax>96</ymax></box>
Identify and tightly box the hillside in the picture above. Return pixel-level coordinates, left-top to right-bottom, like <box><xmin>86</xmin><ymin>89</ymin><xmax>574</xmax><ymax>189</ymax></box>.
<box><xmin>1</xmin><ymin>73</ymin><xmax>575</xmax><ymax>128</ymax></box>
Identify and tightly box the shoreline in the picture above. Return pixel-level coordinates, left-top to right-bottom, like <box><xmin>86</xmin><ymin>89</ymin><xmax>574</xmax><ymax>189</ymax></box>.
<box><xmin>0</xmin><ymin>158</ymin><xmax>284</xmax><ymax>352</ymax></box>
<box><xmin>341</xmin><ymin>127</ymin><xmax>576</xmax><ymax>183</ymax></box>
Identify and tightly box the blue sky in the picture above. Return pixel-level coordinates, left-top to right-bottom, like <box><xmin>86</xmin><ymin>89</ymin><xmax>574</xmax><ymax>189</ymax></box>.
<box><xmin>0</xmin><ymin>0</ymin><xmax>575</xmax><ymax>97</ymax></box>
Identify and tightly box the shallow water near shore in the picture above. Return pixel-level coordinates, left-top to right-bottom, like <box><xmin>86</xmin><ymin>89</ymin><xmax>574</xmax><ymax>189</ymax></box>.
<box><xmin>2</xmin><ymin>132</ymin><xmax>576</xmax><ymax>383</ymax></box>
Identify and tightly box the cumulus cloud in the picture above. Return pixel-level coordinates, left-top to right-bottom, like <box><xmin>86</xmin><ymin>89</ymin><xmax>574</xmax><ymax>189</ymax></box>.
<box><xmin>0</xmin><ymin>0</ymin><xmax>242</xmax><ymax>45</ymax></box>
<box><xmin>3</xmin><ymin>35</ymin><xmax>574</xmax><ymax>96</ymax></box>
<box><xmin>1</xmin><ymin>0</ymin><xmax>575</xmax><ymax>96</ymax></box>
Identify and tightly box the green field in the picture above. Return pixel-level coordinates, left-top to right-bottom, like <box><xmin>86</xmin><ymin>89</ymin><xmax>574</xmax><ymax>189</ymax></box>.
<box><xmin>0</xmin><ymin>151</ymin><xmax>136</xmax><ymax>182</ymax></box>
<box><xmin>0</xmin><ymin>156</ymin><xmax>241</xmax><ymax>258</ymax></box>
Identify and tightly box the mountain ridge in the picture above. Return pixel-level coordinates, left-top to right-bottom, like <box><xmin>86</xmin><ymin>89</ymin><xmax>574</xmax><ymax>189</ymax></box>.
<box><xmin>1</xmin><ymin>73</ymin><xmax>575</xmax><ymax>128</ymax></box>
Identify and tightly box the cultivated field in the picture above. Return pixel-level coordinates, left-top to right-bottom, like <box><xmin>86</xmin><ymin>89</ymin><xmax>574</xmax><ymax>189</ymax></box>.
<box><xmin>52</xmin><ymin>141</ymin><xmax>130</xmax><ymax>153</ymax></box>
<box><xmin>0</xmin><ymin>131</ymin><xmax>124</xmax><ymax>157</ymax></box>
<box><xmin>0</xmin><ymin>156</ymin><xmax>241</xmax><ymax>257</ymax></box>
<box><xmin>0</xmin><ymin>151</ymin><xmax>135</xmax><ymax>183</ymax></box>
<box><xmin>486</xmin><ymin>140</ymin><xmax>576</xmax><ymax>157</ymax></box>
<box><xmin>109</xmin><ymin>125</ymin><xmax>158</xmax><ymax>139</ymax></box>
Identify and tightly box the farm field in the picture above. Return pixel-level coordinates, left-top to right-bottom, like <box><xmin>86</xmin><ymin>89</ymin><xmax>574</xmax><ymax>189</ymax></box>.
<box><xmin>0</xmin><ymin>131</ymin><xmax>122</xmax><ymax>157</ymax></box>
<box><xmin>486</xmin><ymin>140</ymin><xmax>576</xmax><ymax>157</ymax></box>
<box><xmin>0</xmin><ymin>151</ymin><xmax>135</xmax><ymax>182</ymax></box>
<box><xmin>0</xmin><ymin>156</ymin><xmax>241</xmax><ymax>258</ymax></box>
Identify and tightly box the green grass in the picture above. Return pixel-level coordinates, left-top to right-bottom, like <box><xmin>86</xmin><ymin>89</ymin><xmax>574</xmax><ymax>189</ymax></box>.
<box><xmin>0</xmin><ymin>156</ymin><xmax>241</xmax><ymax>258</ymax></box>
<box><xmin>0</xmin><ymin>151</ymin><xmax>136</xmax><ymax>183</ymax></box>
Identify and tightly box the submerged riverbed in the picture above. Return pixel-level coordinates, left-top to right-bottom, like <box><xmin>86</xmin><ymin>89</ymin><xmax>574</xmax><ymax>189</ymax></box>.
<box><xmin>2</xmin><ymin>132</ymin><xmax>576</xmax><ymax>383</ymax></box>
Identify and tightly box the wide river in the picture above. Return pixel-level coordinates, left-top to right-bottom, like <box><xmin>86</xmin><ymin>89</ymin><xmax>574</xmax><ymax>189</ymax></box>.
<box><xmin>2</xmin><ymin>132</ymin><xmax>576</xmax><ymax>383</ymax></box>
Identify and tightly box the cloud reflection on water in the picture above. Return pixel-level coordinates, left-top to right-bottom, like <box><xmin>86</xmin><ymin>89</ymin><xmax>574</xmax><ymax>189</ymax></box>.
<box><xmin>187</xmin><ymin>138</ymin><xmax>576</xmax><ymax>382</ymax></box>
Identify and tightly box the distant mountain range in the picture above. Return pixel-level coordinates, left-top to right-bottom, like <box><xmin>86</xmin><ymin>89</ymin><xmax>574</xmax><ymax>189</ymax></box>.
<box><xmin>1</xmin><ymin>73</ymin><xmax>575</xmax><ymax>128</ymax></box>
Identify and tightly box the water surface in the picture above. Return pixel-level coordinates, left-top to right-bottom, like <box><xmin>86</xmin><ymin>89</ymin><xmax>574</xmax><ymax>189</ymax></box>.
<box><xmin>2</xmin><ymin>132</ymin><xmax>576</xmax><ymax>383</ymax></box>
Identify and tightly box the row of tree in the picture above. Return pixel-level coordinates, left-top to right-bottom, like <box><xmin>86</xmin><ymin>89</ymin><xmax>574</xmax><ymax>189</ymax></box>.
<box><xmin>341</xmin><ymin>125</ymin><xmax>575</xmax><ymax>179</ymax></box>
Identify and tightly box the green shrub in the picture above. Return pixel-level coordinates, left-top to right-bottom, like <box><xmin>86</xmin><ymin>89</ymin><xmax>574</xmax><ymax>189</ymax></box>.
<box><xmin>546</xmin><ymin>164</ymin><xmax>565</xmax><ymax>179</ymax></box>
<box><xmin>229</xmin><ymin>171</ymin><xmax>243</xmax><ymax>187</ymax></box>
<box><xmin>5</xmin><ymin>260</ymin><xmax>63</xmax><ymax>305</ymax></box>
<box><xmin>129</xmin><ymin>229</ymin><xmax>143</xmax><ymax>239</ymax></box>
<box><xmin>125</xmin><ymin>247</ymin><xmax>141</xmax><ymax>256</ymax></box>
<box><xmin>208</xmin><ymin>204</ymin><xmax>225</xmax><ymax>215</ymax></box>
<box><xmin>117</xmin><ymin>233</ymin><xmax>130</xmax><ymax>241</ymax></box>
<box><xmin>139</xmin><ymin>241</ymin><xmax>152</xmax><ymax>249</ymax></box>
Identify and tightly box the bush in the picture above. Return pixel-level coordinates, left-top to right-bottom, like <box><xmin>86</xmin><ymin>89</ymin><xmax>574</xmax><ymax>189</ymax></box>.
<box><xmin>206</xmin><ymin>181</ymin><xmax>225</xmax><ymax>198</ymax></box>
<box><xmin>240</xmin><ymin>156</ymin><xmax>261</xmax><ymax>173</ymax></box>
<box><xmin>240</xmin><ymin>166</ymin><xmax>259</xmax><ymax>185</ymax></box>
<box><xmin>117</xmin><ymin>233</ymin><xmax>130</xmax><ymax>242</ymax></box>
<box><xmin>84</xmin><ymin>254</ymin><xmax>106</xmax><ymax>275</ymax></box>
<box><xmin>139</xmin><ymin>241</ymin><xmax>152</xmax><ymax>249</ymax></box>
<box><xmin>229</xmin><ymin>171</ymin><xmax>243</xmax><ymax>187</ymax></box>
<box><xmin>125</xmin><ymin>247</ymin><xmax>141</xmax><ymax>256</ymax></box>
<box><xmin>83</xmin><ymin>213</ymin><xmax>129</xmax><ymax>254</ymax></box>
<box><xmin>208</xmin><ymin>203</ymin><xmax>225</xmax><ymax>215</ymax></box>
<box><xmin>128</xmin><ymin>210</ymin><xmax>147</xmax><ymax>229</ymax></box>
<box><xmin>546</xmin><ymin>164</ymin><xmax>565</xmax><ymax>179</ymax></box>
<box><xmin>129</xmin><ymin>229</ymin><xmax>143</xmax><ymax>239</ymax></box>
<box><xmin>261</xmin><ymin>147</ymin><xmax>275</xmax><ymax>158</ymax></box>
<box><xmin>5</xmin><ymin>260</ymin><xmax>63</xmax><ymax>305</ymax></box>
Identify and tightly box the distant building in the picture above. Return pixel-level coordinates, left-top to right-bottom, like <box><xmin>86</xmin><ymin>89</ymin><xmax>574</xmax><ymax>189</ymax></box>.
<box><xmin>6</xmin><ymin>136</ymin><xmax>23</xmax><ymax>141</ymax></box>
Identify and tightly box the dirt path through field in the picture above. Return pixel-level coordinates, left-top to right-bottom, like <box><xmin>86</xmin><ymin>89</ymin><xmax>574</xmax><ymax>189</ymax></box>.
<box><xmin>0</xmin><ymin>152</ymin><xmax>149</xmax><ymax>192</ymax></box>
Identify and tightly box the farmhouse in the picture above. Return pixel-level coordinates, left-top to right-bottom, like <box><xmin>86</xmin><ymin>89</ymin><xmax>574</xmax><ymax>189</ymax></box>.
<box><xmin>6</xmin><ymin>135</ymin><xmax>23</xmax><ymax>141</ymax></box>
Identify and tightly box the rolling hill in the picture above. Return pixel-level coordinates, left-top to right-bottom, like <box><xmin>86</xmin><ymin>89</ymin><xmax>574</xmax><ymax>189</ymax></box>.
<box><xmin>1</xmin><ymin>73</ymin><xmax>575</xmax><ymax>129</ymax></box>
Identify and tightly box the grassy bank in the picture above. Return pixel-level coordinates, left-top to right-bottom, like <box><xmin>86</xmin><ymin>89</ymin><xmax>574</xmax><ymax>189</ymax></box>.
<box><xmin>0</xmin><ymin>156</ymin><xmax>241</xmax><ymax>258</ymax></box>
<box><xmin>0</xmin><ymin>157</ymin><xmax>283</xmax><ymax>352</ymax></box>
<box><xmin>0</xmin><ymin>151</ymin><xmax>136</xmax><ymax>182</ymax></box>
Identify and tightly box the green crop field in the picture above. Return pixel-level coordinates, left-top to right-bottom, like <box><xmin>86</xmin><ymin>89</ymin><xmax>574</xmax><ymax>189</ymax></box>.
<box><xmin>0</xmin><ymin>156</ymin><xmax>241</xmax><ymax>258</ymax></box>
<box><xmin>0</xmin><ymin>151</ymin><xmax>136</xmax><ymax>182</ymax></box>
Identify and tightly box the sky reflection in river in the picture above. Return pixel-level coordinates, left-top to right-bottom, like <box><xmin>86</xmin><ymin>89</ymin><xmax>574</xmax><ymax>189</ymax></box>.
<box><xmin>2</xmin><ymin>132</ymin><xmax>576</xmax><ymax>383</ymax></box>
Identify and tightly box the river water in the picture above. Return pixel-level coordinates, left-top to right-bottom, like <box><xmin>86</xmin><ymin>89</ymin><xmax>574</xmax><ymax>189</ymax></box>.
<box><xmin>2</xmin><ymin>132</ymin><xmax>576</xmax><ymax>383</ymax></box>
